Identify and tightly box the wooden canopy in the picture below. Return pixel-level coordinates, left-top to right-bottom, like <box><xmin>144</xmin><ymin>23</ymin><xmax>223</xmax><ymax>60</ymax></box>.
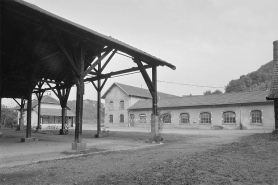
<box><xmin>0</xmin><ymin>0</ymin><xmax>175</xmax><ymax>100</ymax></box>
<box><xmin>0</xmin><ymin>0</ymin><xmax>176</xmax><ymax>146</ymax></box>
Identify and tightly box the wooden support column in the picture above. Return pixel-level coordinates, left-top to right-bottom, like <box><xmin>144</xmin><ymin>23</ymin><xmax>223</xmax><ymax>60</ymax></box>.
<box><xmin>13</xmin><ymin>97</ymin><xmax>26</xmax><ymax>130</ymax></box>
<box><xmin>35</xmin><ymin>82</ymin><xmax>44</xmax><ymax>132</ymax></box>
<box><xmin>26</xmin><ymin>79</ymin><xmax>33</xmax><ymax>138</ymax></box>
<box><xmin>152</xmin><ymin>66</ymin><xmax>158</xmax><ymax>116</ymax></box>
<box><xmin>72</xmin><ymin>42</ymin><xmax>86</xmax><ymax>151</ymax></box>
<box><xmin>47</xmin><ymin>82</ymin><xmax>71</xmax><ymax>134</ymax></box>
<box><xmin>97</xmin><ymin>77</ymin><xmax>101</xmax><ymax>137</ymax></box>
<box><xmin>135</xmin><ymin>58</ymin><xmax>160</xmax><ymax>140</ymax></box>
<box><xmin>91</xmin><ymin>78</ymin><xmax>108</xmax><ymax>138</ymax></box>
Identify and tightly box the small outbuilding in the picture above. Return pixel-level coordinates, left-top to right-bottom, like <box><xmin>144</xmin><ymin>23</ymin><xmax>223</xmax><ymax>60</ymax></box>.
<box><xmin>16</xmin><ymin>95</ymin><xmax>75</xmax><ymax>129</ymax></box>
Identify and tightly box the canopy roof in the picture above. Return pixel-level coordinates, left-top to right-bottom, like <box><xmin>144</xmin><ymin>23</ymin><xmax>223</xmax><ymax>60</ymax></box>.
<box><xmin>1</xmin><ymin>0</ymin><xmax>176</xmax><ymax>99</ymax></box>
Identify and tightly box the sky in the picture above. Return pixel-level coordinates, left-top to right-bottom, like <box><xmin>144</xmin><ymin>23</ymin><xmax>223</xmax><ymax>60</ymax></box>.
<box><xmin>2</xmin><ymin>0</ymin><xmax>278</xmax><ymax>106</ymax></box>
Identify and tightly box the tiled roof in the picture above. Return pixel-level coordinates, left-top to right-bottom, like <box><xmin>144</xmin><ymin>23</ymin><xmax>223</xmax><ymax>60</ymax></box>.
<box><xmin>15</xmin><ymin>95</ymin><xmax>64</xmax><ymax>109</ymax></box>
<box><xmin>267</xmin><ymin>40</ymin><xmax>278</xmax><ymax>100</ymax></box>
<box><xmin>129</xmin><ymin>91</ymin><xmax>272</xmax><ymax>110</ymax></box>
<box><xmin>102</xmin><ymin>82</ymin><xmax>180</xmax><ymax>99</ymax></box>
<box><xmin>39</xmin><ymin>108</ymin><xmax>75</xmax><ymax>117</ymax></box>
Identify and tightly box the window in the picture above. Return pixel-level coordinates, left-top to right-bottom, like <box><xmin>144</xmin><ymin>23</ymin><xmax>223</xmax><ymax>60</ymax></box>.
<box><xmin>139</xmin><ymin>114</ymin><xmax>146</xmax><ymax>123</ymax></box>
<box><xmin>119</xmin><ymin>100</ymin><xmax>124</xmax><ymax>110</ymax></box>
<box><xmin>120</xmin><ymin>114</ymin><xmax>124</xmax><ymax>123</ymax></box>
<box><xmin>200</xmin><ymin>112</ymin><xmax>211</xmax><ymax>124</ymax></box>
<box><xmin>251</xmin><ymin>110</ymin><xmax>262</xmax><ymax>124</ymax></box>
<box><xmin>162</xmin><ymin>113</ymin><xmax>171</xmax><ymax>124</ymax></box>
<box><xmin>180</xmin><ymin>113</ymin><xmax>190</xmax><ymax>124</ymax></box>
<box><xmin>55</xmin><ymin>116</ymin><xmax>62</xmax><ymax>123</ymax></box>
<box><xmin>109</xmin><ymin>115</ymin><xmax>113</xmax><ymax>123</ymax></box>
<box><xmin>223</xmin><ymin>111</ymin><xmax>236</xmax><ymax>124</ymax></box>
<box><xmin>109</xmin><ymin>101</ymin><xmax>114</xmax><ymax>111</ymax></box>
<box><xmin>48</xmin><ymin>116</ymin><xmax>54</xmax><ymax>123</ymax></box>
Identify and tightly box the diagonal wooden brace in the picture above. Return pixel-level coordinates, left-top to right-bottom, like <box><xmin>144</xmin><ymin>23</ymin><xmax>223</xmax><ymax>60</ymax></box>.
<box><xmin>134</xmin><ymin>58</ymin><xmax>156</xmax><ymax>98</ymax></box>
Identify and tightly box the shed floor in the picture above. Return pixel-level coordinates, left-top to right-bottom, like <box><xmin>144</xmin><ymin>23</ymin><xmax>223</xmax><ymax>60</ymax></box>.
<box><xmin>0</xmin><ymin>128</ymin><xmax>153</xmax><ymax>168</ymax></box>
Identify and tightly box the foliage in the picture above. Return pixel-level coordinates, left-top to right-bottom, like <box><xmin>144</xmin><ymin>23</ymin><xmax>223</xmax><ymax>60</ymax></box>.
<box><xmin>1</xmin><ymin>105</ymin><xmax>17</xmax><ymax>128</ymax></box>
<box><xmin>203</xmin><ymin>89</ymin><xmax>223</xmax><ymax>95</ymax></box>
<box><xmin>225</xmin><ymin>61</ymin><xmax>273</xmax><ymax>93</ymax></box>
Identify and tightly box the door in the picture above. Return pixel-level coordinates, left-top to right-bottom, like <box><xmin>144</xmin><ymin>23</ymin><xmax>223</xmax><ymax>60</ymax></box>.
<box><xmin>130</xmin><ymin>114</ymin><xmax>135</xmax><ymax>127</ymax></box>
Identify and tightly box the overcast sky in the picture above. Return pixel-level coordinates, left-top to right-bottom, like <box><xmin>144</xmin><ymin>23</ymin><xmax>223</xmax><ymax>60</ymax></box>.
<box><xmin>3</xmin><ymin>0</ymin><xmax>278</xmax><ymax>106</ymax></box>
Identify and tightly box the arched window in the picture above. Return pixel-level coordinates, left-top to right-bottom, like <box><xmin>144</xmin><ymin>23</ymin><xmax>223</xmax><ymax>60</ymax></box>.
<box><xmin>120</xmin><ymin>114</ymin><xmax>124</xmax><ymax>123</ymax></box>
<box><xmin>251</xmin><ymin>110</ymin><xmax>262</xmax><ymax>124</ymax></box>
<box><xmin>223</xmin><ymin>111</ymin><xmax>236</xmax><ymax>124</ymax></box>
<box><xmin>109</xmin><ymin>115</ymin><xmax>113</xmax><ymax>123</ymax></box>
<box><xmin>180</xmin><ymin>113</ymin><xmax>190</xmax><ymax>124</ymax></box>
<box><xmin>109</xmin><ymin>101</ymin><xmax>114</xmax><ymax>111</ymax></box>
<box><xmin>139</xmin><ymin>114</ymin><xmax>146</xmax><ymax>123</ymax></box>
<box><xmin>200</xmin><ymin>112</ymin><xmax>211</xmax><ymax>124</ymax></box>
<box><xmin>162</xmin><ymin>113</ymin><xmax>171</xmax><ymax>124</ymax></box>
<box><xmin>119</xmin><ymin>100</ymin><xmax>125</xmax><ymax>110</ymax></box>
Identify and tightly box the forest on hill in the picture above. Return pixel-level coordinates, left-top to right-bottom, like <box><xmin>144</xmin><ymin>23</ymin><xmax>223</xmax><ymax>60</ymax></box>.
<box><xmin>204</xmin><ymin>61</ymin><xmax>273</xmax><ymax>95</ymax></box>
<box><xmin>225</xmin><ymin>61</ymin><xmax>273</xmax><ymax>93</ymax></box>
<box><xmin>67</xmin><ymin>99</ymin><xmax>104</xmax><ymax>121</ymax></box>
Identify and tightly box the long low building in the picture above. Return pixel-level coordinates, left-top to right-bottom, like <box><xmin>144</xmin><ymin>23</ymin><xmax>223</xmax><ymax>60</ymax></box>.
<box><xmin>16</xmin><ymin>95</ymin><xmax>75</xmax><ymax>129</ymax></box>
<box><xmin>127</xmin><ymin>90</ymin><xmax>274</xmax><ymax>129</ymax></box>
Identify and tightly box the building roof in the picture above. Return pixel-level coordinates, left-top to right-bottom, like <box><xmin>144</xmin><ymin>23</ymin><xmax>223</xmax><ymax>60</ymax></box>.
<box><xmin>267</xmin><ymin>40</ymin><xmax>278</xmax><ymax>100</ymax></box>
<box><xmin>102</xmin><ymin>82</ymin><xmax>180</xmax><ymax>99</ymax></box>
<box><xmin>38</xmin><ymin>108</ymin><xmax>75</xmax><ymax>117</ymax></box>
<box><xmin>129</xmin><ymin>90</ymin><xmax>272</xmax><ymax>110</ymax></box>
<box><xmin>32</xmin><ymin>95</ymin><xmax>60</xmax><ymax>107</ymax></box>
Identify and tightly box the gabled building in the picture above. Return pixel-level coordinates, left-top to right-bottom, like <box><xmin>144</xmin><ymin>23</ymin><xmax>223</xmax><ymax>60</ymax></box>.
<box><xmin>102</xmin><ymin>82</ymin><xmax>179</xmax><ymax>126</ymax></box>
<box><xmin>17</xmin><ymin>95</ymin><xmax>75</xmax><ymax>129</ymax></box>
<box><xmin>128</xmin><ymin>91</ymin><xmax>274</xmax><ymax>129</ymax></box>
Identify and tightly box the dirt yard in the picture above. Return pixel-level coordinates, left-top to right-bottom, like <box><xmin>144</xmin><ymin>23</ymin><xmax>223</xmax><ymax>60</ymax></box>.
<box><xmin>0</xmin><ymin>128</ymin><xmax>277</xmax><ymax>185</ymax></box>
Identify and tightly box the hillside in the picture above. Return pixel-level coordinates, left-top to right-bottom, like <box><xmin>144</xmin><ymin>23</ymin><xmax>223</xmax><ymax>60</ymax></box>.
<box><xmin>67</xmin><ymin>99</ymin><xmax>104</xmax><ymax>120</ymax></box>
<box><xmin>225</xmin><ymin>61</ymin><xmax>273</xmax><ymax>93</ymax></box>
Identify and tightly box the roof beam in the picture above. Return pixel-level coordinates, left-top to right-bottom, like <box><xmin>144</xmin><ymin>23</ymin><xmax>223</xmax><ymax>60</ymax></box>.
<box><xmin>84</xmin><ymin>64</ymin><xmax>152</xmax><ymax>82</ymax></box>
<box><xmin>43</xmin><ymin>24</ymin><xmax>80</xmax><ymax>76</ymax></box>
<box><xmin>134</xmin><ymin>58</ymin><xmax>155</xmax><ymax>98</ymax></box>
<box><xmin>83</xmin><ymin>47</ymin><xmax>113</xmax><ymax>77</ymax></box>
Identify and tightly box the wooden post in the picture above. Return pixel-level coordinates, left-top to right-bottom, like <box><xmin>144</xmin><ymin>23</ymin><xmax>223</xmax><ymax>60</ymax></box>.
<box><xmin>35</xmin><ymin>91</ymin><xmax>44</xmax><ymax>132</ymax></box>
<box><xmin>96</xmin><ymin>62</ymin><xmax>102</xmax><ymax>137</ymax></box>
<box><xmin>19</xmin><ymin>98</ymin><xmax>25</xmax><ymax>130</ymax></box>
<box><xmin>26</xmin><ymin>79</ymin><xmax>33</xmax><ymax>138</ymax></box>
<box><xmin>152</xmin><ymin>66</ymin><xmax>157</xmax><ymax>116</ymax></box>
<box><xmin>72</xmin><ymin>42</ymin><xmax>86</xmax><ymax>151</ymax></box>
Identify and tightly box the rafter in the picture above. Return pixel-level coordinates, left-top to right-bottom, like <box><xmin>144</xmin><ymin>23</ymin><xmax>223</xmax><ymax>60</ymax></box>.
<box><xmin>85</xmin><ymin>64</ymin><xmax>152</xmax><ymax>82</ymax></box>
<box><xmin>43</xmin><ymin>24</ymin><xmax>80</xmax><ymax>76</ymax></box>
<box><xmin>83</xmin><ymin>47</ymin><xmax>113</xmax><ymax>77</ymax></box>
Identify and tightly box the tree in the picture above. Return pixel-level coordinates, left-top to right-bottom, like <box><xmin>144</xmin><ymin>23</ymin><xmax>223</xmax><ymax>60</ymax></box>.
<box><xmin>1</xmin><ymin>105</ymin><xmax>17</xmax><ymax>129</ymax></box>
<box><xmin>204</xmin><ymin>89</ymin><xmax>223</xmax><ymax>95</ymax></box>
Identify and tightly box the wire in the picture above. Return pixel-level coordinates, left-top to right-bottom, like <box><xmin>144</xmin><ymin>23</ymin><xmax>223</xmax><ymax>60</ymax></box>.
<box><xmin>157</xmin><ymin>80</ymin><xmax>224</xmax><ymax>89</ymax></box>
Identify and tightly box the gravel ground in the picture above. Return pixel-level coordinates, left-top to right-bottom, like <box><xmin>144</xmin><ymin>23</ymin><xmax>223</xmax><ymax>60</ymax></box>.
<box><xmin>0</xmin><ymin>129</ymin><xmax>277</xmax><ymax>185</ymax></box>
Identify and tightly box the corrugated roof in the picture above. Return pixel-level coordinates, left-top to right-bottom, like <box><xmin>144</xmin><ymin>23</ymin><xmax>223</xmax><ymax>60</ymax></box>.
<box><xmin>39</xmin><ymin>108</ymin><xmax>75</xmax><ymax>117</ymax></box>
<box><xmin>267</xmin><ymin>40</ymin><xmax>278</xmax><ymax>100</ymax></box>
<box><xmin>129</xmin><ymin>91</ymin><xmax>272</xmax><ymax>110</ymax></box>
<box><xmin>102</xmin><ymin>82</ymin><xmax>180</xmax><ymax>99</ymax></box>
